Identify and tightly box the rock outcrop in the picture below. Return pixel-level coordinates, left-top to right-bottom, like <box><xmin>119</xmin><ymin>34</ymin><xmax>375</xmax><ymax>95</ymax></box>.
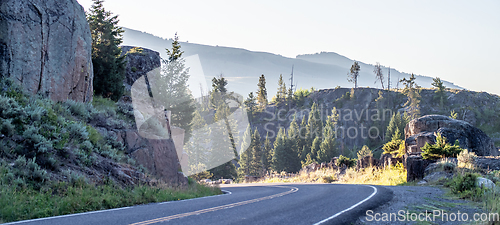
<box><xmin>405</xmin><ymin>115</ymin><xmax>499</xmax><ymax>156</ymax></box>
<box><xmin>0</xmin><ymin>0</ymin><xmax>93</xmax><ymax>102</ymax></box>
<box><xmin>356</xmin><ymin>156</ymin><xmax>380</xmax><ymax>170</ymax></box>
<box><xmin>120</xmin><ymin>46</ymin><xmax>161</xmax><ymax>94</ymax></box>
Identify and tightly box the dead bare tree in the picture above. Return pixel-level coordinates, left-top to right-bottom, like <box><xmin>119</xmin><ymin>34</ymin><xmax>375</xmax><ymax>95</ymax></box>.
<box><xmin>373</xmin><ymin>62</ymin><xmax>384</xmax><ymax>89</ymax></box>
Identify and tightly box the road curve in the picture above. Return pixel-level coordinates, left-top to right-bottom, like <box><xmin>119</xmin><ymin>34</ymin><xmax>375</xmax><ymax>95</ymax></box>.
<box><xmin>5</xmin><ymin>183</ymin><xmax>392</xmax><ymax>225</ymax></box>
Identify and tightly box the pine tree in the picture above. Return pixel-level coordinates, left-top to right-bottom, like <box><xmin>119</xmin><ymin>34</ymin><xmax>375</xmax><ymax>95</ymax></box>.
<box><xmin>87</xmin><ymin>0</ymin><xmax>125</xmax><ymax>101</ymax></box>
<box><xmin>385</xmin><ymin>111</ymin><xmax>410</xmax><ymax>142</ymax></box>
<box><xmin>251</xmin><ymin>130</ymin><xmax>263</xmax><ymax>176</ymax></box>
<box><xmin>207</xmin><ymin>81</ymin><xmax>239</xmax><ymax>179</ymax></box>
<box><xmin>310</xmin><ymin>136</ymin><xmax>321</xmax><ymax>160</ymax></box>
<box><xmin>400</xmin><ymin>74</ymin><xmax>422</xmax><ymax>119</ymax></box>
<box><xmin>208</xmin><ymin>103</ymin><xmax>238</xmax><ymax>179</ymax></box>
<box><xmin>155</xmin><ymin>33</ymin><xmax>196</xmax><ymax>142</ymax></box>
<box><xmin>257</xmin><ymin>74</ymin><xmax>268</xmax><ymax>108</ymax></box>
<box><xmin>276</xmin><ymin>74</ymin><xmax>287</xmax><ymax>103</ymax></box>
<box><xmin>431</xmin><ymin>77</ymin><xmax>447</xmax><ymax>107</ymax></box>
<box><xmin>348</xmin><ymin>61</ymin><xmax>361</xmax><ymax>88</ymax></box>
<box><xmin>317</xmin><ymin>107</ymin><xmax>339</xmax><ymax>163</ymax></box>
<box><xmin>357</xmin><ymin>145</ymin><xmax>373</xmax><ymax>160</ymax></box>
<box><xmin>262</xmin><ymin>133</ymin><xmax>273</xmax><ymax>172</ymax></box>
<box><xmin>305</xmin><ymin>103</ymin><xmax>323</xmax><ymax>149</ymax></box>
<box><xmin>244</xmin><ymin>92</ymin><xmax>257</xmax><ymax>121</ymax></box>
<box><xmin>238</xmin><ymin>125</ymin><xmax>253</xmax><ymax>176</ymax></box>
<box><xmin>272</xmin><ymin>128</ymin><xmax>287</xmax><ymax>172</ymax></box>
<box><xmin>299</xmin><ymin>116</ymin><xmax>308</xmax><ymax>161</ymax></box>
<box><xmin>184</xmin><ymin>110</ymin><xmax>210</xmax><ymax>175</ymax></box>
<box><xmin>288</xmin><ymin>115</ymin><xmax>300</xmax><ymax>157</ymax></box>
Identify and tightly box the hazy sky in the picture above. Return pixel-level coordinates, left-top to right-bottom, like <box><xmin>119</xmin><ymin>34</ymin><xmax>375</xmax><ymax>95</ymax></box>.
<box><xmin>77</xmin><ymin>0</ymin><xmax>500</xmax><ymax>95</ymax></box>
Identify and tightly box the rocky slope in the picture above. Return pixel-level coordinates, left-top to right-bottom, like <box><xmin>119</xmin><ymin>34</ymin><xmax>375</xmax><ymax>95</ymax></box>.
<box><xmin>252</xmin><ymin>87</ymin><xmax>500</xmax><ymax>155</ymax></box>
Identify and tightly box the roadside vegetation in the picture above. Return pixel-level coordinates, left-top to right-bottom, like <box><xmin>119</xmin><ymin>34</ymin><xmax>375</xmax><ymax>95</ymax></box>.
<box><xmin>0</xmin><ymin>77</ymin><xmax>221</xmax><ymax>223</ymax></box>
<box><xmin>259</xmin><ymin>164</ymin><xmax>406</xmax><ymax>186</ymax></box>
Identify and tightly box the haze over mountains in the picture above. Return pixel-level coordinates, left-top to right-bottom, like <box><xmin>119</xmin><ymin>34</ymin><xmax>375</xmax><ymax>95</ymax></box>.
<box><xmin>122</xmin><ymin>27</ymin><xmax>462</xmax><ymax>98</ymax></box>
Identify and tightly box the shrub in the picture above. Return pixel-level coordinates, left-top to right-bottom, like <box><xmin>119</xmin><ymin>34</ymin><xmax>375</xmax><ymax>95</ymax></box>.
<box><xmin>65</xmin><ymin>100</ymin><xmax>91</xmax><ymax>120</ymax></box>
<box><xmin>445</xmin><ymin>172</ymin><xmax>482</xmax><ymax>199</ymax></box>
<box><xmin>1</xmin><ymin>118</ymin><xmax>15</xmax><ymax>136</ymax></box>
<box><xmin>23</xmin><ymin>126</ymin><xmax>53</xmax><ymax>154</ymax></box>
<box><xmin>336</xmin><ymin>155</ymin><xmax>356</xmax><ymax>168</ymax></box>
<box><xmin>357</xmin><ymin>145</ymin><xmax>373</xmax><ymax>160</ymax></box>
<box><xmin>67</xmin><ymin>122</ymin><xmax>89</xmax><ymax>142</ymax></box>
<box><xmin>25</xmin><ymin>103</ymin><xmax>46</xmax><ymax>122</ymax></box>
<box><xmin>382</xmin><ymin>139</ymin><xmax>404</xmax><ymax>157</ymax></box>
<box><xmin>116</xmin><ymin>101</ymin><xmax>134</xmax><ymax>119</ymax></box>
<box><xmin>0</xmin><ymin>95</ymin><xmax>25</xmax><ymax>119</ymax></box>
<box><xmin>421</xmin><ymin>133</ymin><xmax>464</xmax><ymax>160</ymax></box>
<box><xmin>87</xmin><ymin>125</ymin><xmax>104</xmax><ymax>146</ymax></box>
<box><xmin>457</xmin><ymin>149</ymin><xmax>477</xmax><ymax>169</ymax></box>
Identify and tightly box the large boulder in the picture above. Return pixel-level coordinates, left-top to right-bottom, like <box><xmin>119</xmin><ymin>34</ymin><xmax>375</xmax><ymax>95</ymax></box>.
<box><xmin>120</xmin><ymin>46</ymin><xmax>161</xmax><ymax>94</ymax></box>
<box><xmin>0</xmin><ymin>0</ymin><xmax>93</xmax><ymax>102</ymax></box>
<box><xmin>405</xmin><ymin>115</ymin><xmax>498</xmax><ymax>156</ymax></box>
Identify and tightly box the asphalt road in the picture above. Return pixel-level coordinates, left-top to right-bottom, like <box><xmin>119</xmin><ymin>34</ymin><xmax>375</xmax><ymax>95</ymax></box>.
<box><xmin>5</xmin><ymin>183</ymin><xmax>393</xmax><ymax>225</ymax></box>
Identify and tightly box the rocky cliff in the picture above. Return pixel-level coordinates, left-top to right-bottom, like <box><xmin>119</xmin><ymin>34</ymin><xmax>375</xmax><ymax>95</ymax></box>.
<box><xmin>0</xmin><ymin>0</ymin><xmax>93</xmax><ymax>102</ymax></box>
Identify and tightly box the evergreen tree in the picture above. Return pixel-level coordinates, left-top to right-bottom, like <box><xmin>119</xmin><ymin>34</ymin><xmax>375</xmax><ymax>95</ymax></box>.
<box><xmin>348</xmin><ymin>61</ymin><xmax>361</xmax><ymax>88</ymax></box>
<box><xmin>262</xmin><ymin>132</ymin><xmax>273</xmax><ymax>172</ymax></box>
<box><xmin>251</xmin><ymin>130</ymin><xmax>263</xmax><ymax>176</ymax></box>
<box><xmin>305</xmin><ymin>103</ymin><xmax>323</xmax><ymax>149</ymax></box>
<box><xmin>207</xmin><ymin>77</ymin><xmax>239</xmax><ymax>179</ymax></box>
<box><xmin>257</xmin><ymin>74</ymin><xmax>268</xmax><ymax>108</ymax></box>
<box><xmin>400</xmin><ymin>74</ymin><xmax>422</xmax><ymax>119</ymax></box>
<box><xmin>357</xmin><ymin>145</ymin><xmax>373</xmax><ymax>160</ymax></box>
<box><xmin>238</xmin><ymin>125</ymin><xmax>253</xmax><ymax>176</ymax></box>
<box><xmin>244</xmin><ymin>92</ymin><xmax>257</xmax><ymax>122</ymax></box>
<box><xmin>87</xmin><ymin>0</ymin><xmax>125</xmax><ymax>101</ymax></box>
<box><xmin>431</xmin><ymin>77</ymin><xmax>447</xmax><ymax>107</ymax></box>
<box><xmin>155</xmin><ymin>33</ymin><xmax>196</xmax><ymax>142</ymax></box>
<box><xmin>184</xmin><ymin>110</ymin><xmax>209</xmax><ymax>175</ymax></box>
<box><xmin>288</xmin><ymin>114</ymin><xmax>300</xmax><ymax>157</ymax></box>
<box><xmin>310</xmin><ymin>136</ymin><xmax>321</xmax><ymax>160</ymax></box>
<box><xmin>208</xmin><ymin>103</ymin><xmax>237</xmax><ymax>179</ymax></box>
<box><xmin>276</xmin><ymin>74</ymin><xmax>287</xmax><ymax>103</ymax></box>
<box><xmin>299</xmin><ymin>116</ymin><xmax>308</xmax><ymax>161</ymax></box>
<box><xmin>385</xmin><ymin>112</ymin><xmax>410</xmax><ymax>142</ymax></box>
<box><xmin>272</xmin><ymin>128</ymin><xmax>287</xmax><ymax>172</ymax></box>
<box><xmin>317</xmin><ymin>107</ymin><xmax>339</xmax><ymax>163</ymax></box>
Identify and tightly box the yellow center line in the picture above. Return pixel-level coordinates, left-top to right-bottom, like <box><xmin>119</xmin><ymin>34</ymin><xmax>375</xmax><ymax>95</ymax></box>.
<box><xmin>129</xmin><ymin>186</ymin><xmax>299</xmax><ymax>225</ymax></box>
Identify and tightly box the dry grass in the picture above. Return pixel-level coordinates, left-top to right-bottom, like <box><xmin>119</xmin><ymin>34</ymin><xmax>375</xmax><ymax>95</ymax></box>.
<box><xmin>340</xmin><ymin>164</ymin><xmax>407</xmax><ymax>186</ymax></box>
<box><xmin>261</xmin><ymin>169</ymin><xmax>337</xmax><ymax>184</ymax></box>
<box><xmin>257</xmin><ymin>164</ymin><xmax>407</xmax><ymax>186</ymax></box>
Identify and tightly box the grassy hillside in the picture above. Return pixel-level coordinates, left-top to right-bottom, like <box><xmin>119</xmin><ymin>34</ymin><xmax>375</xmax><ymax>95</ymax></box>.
<box><xmin>0</xmin><ymin>78</ymin><xmax>221</xmax><ymax>223</ymax></box>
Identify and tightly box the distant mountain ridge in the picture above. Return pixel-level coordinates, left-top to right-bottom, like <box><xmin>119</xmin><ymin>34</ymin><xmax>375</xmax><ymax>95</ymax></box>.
<box><xmin>121</xmin><ymin>27</ymin><xmax>462</xmax><ymax>98</ymax></box>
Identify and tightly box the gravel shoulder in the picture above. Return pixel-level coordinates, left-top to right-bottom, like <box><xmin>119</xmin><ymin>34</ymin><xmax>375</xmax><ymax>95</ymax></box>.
<box><xmin>356</xmin><ymin>185</ymin><xmax>486</xmax><ymax>225</ymax></box>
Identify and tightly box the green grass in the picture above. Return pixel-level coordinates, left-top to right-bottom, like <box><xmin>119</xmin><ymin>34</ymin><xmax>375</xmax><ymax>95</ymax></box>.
<box><xmin>0</xmin><ymin>179</ymin><xmax>221</xmax><ymax>223</ymax></box>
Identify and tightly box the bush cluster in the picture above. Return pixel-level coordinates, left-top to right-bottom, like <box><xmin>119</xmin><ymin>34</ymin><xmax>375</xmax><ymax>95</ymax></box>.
<box><xmin>336</xmin><ymin>155</ymin><xmax>356</xmax><ymax>168</ymax></box>
<box><xmin>421</xmin><ymin>133</ymin><xmax>464</xmax><ymax>160</ymax></box>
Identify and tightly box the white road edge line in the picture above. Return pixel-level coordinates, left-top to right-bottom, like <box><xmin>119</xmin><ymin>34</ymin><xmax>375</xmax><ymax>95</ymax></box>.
<box><xmin>313</xmin><ymin>185</ymin><xmax>378</xmax><ymax>225</ymax></box>
<box><xmin>4</xmin><ymin>189</ymin><xmax>232</xmax><ymax>224</ymax></box>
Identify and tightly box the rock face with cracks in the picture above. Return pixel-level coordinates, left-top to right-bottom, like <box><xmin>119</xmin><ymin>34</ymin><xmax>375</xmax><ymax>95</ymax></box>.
<box><xmin>404</xmin><ymin>115</ymin><xmax>499</xmax><ymax>156</ymax></box>
<box><xmin>0</xmin><ymin>0</ymin><xmax>93</xmax><ymax>102</ymax></box>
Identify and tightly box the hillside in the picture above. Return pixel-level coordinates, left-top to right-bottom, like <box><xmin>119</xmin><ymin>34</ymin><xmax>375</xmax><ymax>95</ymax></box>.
<box><xmin>121</xmin><ymin>28</ymin><xmax>462</xmax><ymax>99</ymax></box>
<box><xmin>249</xmin><ymin>87</ymin><xmax>500</xmax><ymax>159</ymax></box>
